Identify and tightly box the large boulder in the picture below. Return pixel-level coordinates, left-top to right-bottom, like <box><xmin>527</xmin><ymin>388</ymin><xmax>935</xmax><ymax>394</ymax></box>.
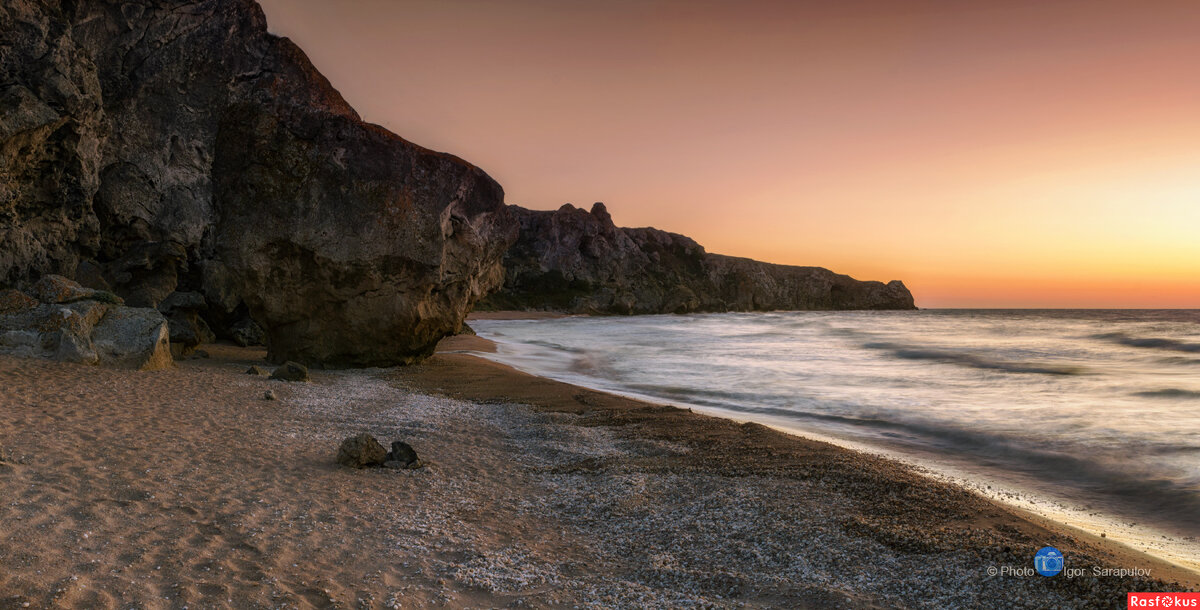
<box><xmin>0</xmin><ymin>0</ymin><xmax>517</xmax><ymax>367</ymax></box>
<box><xmin>91</xmin><ymin>307</ymin><xmax>173</xmax><ymax>370</ymax></box>
<box><xmin>0</xmin><ymin>277</ymin><xmax>172</xmax><ymax>369</ymax></box>
<box><xmin>480</xmin><ymin>203</ymin><xmax>916</xmax><ymax>313</ymax></box>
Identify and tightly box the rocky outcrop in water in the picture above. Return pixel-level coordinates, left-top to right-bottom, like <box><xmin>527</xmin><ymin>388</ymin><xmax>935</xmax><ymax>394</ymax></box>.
<box><xmin>1</xmin><ymin>0</ymin><xmax>515</xmax><ymax>366</ymax></box>
<box><xmin>480</xmin><ymin>203</ymin><xmax>915</xmax><ymax>314</ymax></box>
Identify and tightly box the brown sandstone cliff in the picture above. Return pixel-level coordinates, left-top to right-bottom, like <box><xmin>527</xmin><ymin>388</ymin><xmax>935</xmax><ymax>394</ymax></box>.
<box><xmin>1</xmin><ymin>0</ymin><xmax>516</xmax><ymax>366</ymax></box>
<box><xmin>479</xmin><ymin>203</ymin><xmax>915</xmax><ymax>314</ymax></box>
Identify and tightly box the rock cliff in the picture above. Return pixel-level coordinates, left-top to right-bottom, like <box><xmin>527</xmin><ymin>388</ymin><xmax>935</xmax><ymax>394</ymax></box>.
<box><xmin>1</xmin><ymin>0</ymin><xmax>516</xmax><ymax>366</ymax></box>
<box><xmin>479</xmin><ymin>203</ymin><xmax>915</xmax><ymax>314</ymax></box>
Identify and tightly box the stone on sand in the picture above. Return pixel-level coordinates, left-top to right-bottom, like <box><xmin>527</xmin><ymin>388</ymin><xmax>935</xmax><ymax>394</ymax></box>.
<box><xmin>337</xmin><ymin>434</ymin><xmax>388</xmax><ymax>469</ymax></box>
<box><xmin>269</xmin><ymin>361</ymin><xmax>309</xmax><ymax>382</ymax></box>
<box><xmin>385</xmin><ymin>441</ymin><xmax>421</xmax><ymax>469</ymax></box>
<box><xmin>245</xmin><ymin>365</ymin><xmax>268</xmax><ymax>376</ymax></box>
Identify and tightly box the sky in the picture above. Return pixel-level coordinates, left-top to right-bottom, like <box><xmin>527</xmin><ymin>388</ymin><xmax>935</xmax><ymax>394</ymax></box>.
<box><xmin>256</xmin><ymin>0</ymin><xmax>1200</xmax><ymax>308</ymax></box>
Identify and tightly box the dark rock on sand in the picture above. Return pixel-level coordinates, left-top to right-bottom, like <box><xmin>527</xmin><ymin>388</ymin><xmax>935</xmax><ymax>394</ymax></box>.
<box><xmin>336</xmin><ymin>434</ymin><xmax>388</xmax><ymax>469</ymax></box>
<box><xmin>245</xmin><ymin>365</ymin><xmax>268</xmax><ymax>376</ymax></box>
<box><xmin>480</xmin><ymin>203</ymin><xmax>916</xmax><ymax>314</ymax></box>
<box><xmin>1</xmin><ymin>0</ymin><xmax>516</xmax><ymax>367</ymax></box>
<box><xmin>385</xmin><ymin>441</ymin><xmax>421</xmax><ymax>468</ymax></box>
<box><xmin>269</xmin><ymin>361</ymin><xmax>309</xmax><ymax>382</ymax></box>
<box><xmin>263</xmin><ymin>390</ymin><xmax>276</xmax><ymax>401</ymax></box>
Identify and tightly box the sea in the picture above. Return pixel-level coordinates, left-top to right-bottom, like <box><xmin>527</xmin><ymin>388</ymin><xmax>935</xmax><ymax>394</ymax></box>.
<box><xmin>466</xmin><ymin>310</ymin><xmax>1200</xmax><ymax>569</ymax></box>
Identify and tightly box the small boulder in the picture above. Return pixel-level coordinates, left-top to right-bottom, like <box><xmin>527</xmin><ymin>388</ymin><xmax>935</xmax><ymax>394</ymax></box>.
<box><xmin>385</xmin><ymin>441</ymin><xmax>420</xmax><ymax>468</ymax></box>
<box><xmin>269</xmin><ymin>361</ymin><xmax>309</xmax><ymax>382</ymax></box>
<box><xmin>263</xmin><ymin>389</ymin><xmax>276</xmax><ymax>401</ymax></box>
<box><xmin>336</xmin><ymin>433</ymin><xmax>388</xmax><ymax>469</ymax></box>
<box><xmin>31</xmin><ymin>275</ymin><xmax>104</xmax><ymax>304</ymax></box>
<box><xmin>245</xmin><ymin>365</ymin><xmax>268</xmax><ymax>375</ymax></box>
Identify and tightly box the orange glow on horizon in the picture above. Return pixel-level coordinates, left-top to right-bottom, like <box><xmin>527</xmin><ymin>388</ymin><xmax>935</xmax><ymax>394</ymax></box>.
<box><xmin>257</xmin><ymin>0</ymin><xmax>1200</xmax><ymax>308</ymax></box>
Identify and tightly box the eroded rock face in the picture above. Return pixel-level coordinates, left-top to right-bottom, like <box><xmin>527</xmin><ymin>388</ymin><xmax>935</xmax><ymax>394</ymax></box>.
<box><xmin>481</xmin><ymin>203</ymin><xmax>916</xmax><ymax>313</ymax></box>
<box><xmin>213</xmin><ymin>100</ymin><xmax>514</xmax><ymax>365</ymax></box>
<box><xmin>0</xmin><ymin>0</ymin><xmax>516</xmax><ymax>366</ymax></box>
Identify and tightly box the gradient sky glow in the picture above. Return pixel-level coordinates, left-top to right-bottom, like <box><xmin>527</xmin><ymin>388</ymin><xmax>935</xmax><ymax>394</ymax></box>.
<box><xmin>256</xmin><ymin>0</ymin><xmax>1200</xmax><ymax>308</ymax></box>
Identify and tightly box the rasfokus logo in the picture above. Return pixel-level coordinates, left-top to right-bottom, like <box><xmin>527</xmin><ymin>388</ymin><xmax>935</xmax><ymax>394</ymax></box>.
<box><xmin>1033</xmin><ymin>547</ymin><xmax>1064</xmax><ymax>577</ymax></box>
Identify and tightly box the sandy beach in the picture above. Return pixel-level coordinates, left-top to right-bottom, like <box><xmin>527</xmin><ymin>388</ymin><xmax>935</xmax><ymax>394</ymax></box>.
<box><xmin>0</xmin><ymin>332</ymin><xmax>1195</xmax><ymax>608</ymax></box>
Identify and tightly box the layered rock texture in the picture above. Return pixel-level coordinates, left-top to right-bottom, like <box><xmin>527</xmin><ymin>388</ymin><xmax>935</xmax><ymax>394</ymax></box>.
<box><xmin>480</xmin><ymin>203</ymin><xmax>916</xmax><ymax>314</ymax></box>
<box><xmin>1</xmin><ymin>0</ymin><xmax>515</xmax><ymax>366</ymax></box>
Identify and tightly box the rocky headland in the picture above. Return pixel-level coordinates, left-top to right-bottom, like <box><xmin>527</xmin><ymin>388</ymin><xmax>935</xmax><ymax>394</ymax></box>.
<box><xmin>1</xmin><ymin>0</ymin><xmax>912</xmax><ymax>371</ymax></box>
<box><xmin>1</xmin><ymin>0</ymin><xmax>516</xmax><ymax>367</ymax></box>
<box><xmin>479</xmin><ymin>202</ymin><xmax>915</xmax><ymax>314</ymax></box>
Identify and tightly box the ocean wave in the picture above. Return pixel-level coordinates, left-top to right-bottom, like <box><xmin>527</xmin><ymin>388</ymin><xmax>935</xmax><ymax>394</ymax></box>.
<box><xmin>1095</xmin><ymin>332</ymin><xmax>1200</xmax><ymax>353</ymax></box>
<box><xmin>1133</xmin><ymin>388</ymin><xmax>1200</xmax><ymax>399</ymax></box>
<box><xmin>525</xmin><ymin>339</ymin><xmax>587</xmax><ymax>354</ymax></box>
<box><xmin>744</xmin><ymin>406</ymin><xmax>1200</xmax><ymax>532</ymax></box>
<box><xmin>1156</xmin><ymin>356</ymin><xmax>1200</xmax><ymax>366</ymax></box>
<box><xmin>862</xmin><ymin>342</ymin><xmax>1085</xmax><ymax>375</ymax></box>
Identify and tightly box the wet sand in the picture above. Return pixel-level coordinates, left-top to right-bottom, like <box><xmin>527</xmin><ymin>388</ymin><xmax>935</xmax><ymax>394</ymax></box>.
<box><xmin>0</xmin><ymin>334</ymin><xmax>1194</xmax><ymax>608</ymax></box>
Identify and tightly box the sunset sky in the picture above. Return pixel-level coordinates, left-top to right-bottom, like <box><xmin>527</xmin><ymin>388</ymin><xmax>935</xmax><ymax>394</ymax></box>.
<box><xmin>257</xmin><ymin>0</ymin><xmax>1200</xmax><ymax>308</ymax></box>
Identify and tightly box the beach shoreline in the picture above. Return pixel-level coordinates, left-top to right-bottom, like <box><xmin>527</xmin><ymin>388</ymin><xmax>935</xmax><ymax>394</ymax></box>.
<box><xmin>0</xmin><ymin>328</ymin><xmax>1194</xmax><ymax>607</ymax></box>
<box><xmin>423</xmin><ymin>332</ymin><xmax>1200</xmax><ymax>590</ymax></box>
<box><xmin>462</xmin><ymin>310</ymin><xmax>1200</xmax><ymax>572</ymax></box>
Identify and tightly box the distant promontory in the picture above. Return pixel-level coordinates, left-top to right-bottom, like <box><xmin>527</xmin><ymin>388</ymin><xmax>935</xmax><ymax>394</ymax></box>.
<box><xmin>479</xmin><ymin>203</ymin><xmax>915</xmax><ymax>314</ymax></box>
